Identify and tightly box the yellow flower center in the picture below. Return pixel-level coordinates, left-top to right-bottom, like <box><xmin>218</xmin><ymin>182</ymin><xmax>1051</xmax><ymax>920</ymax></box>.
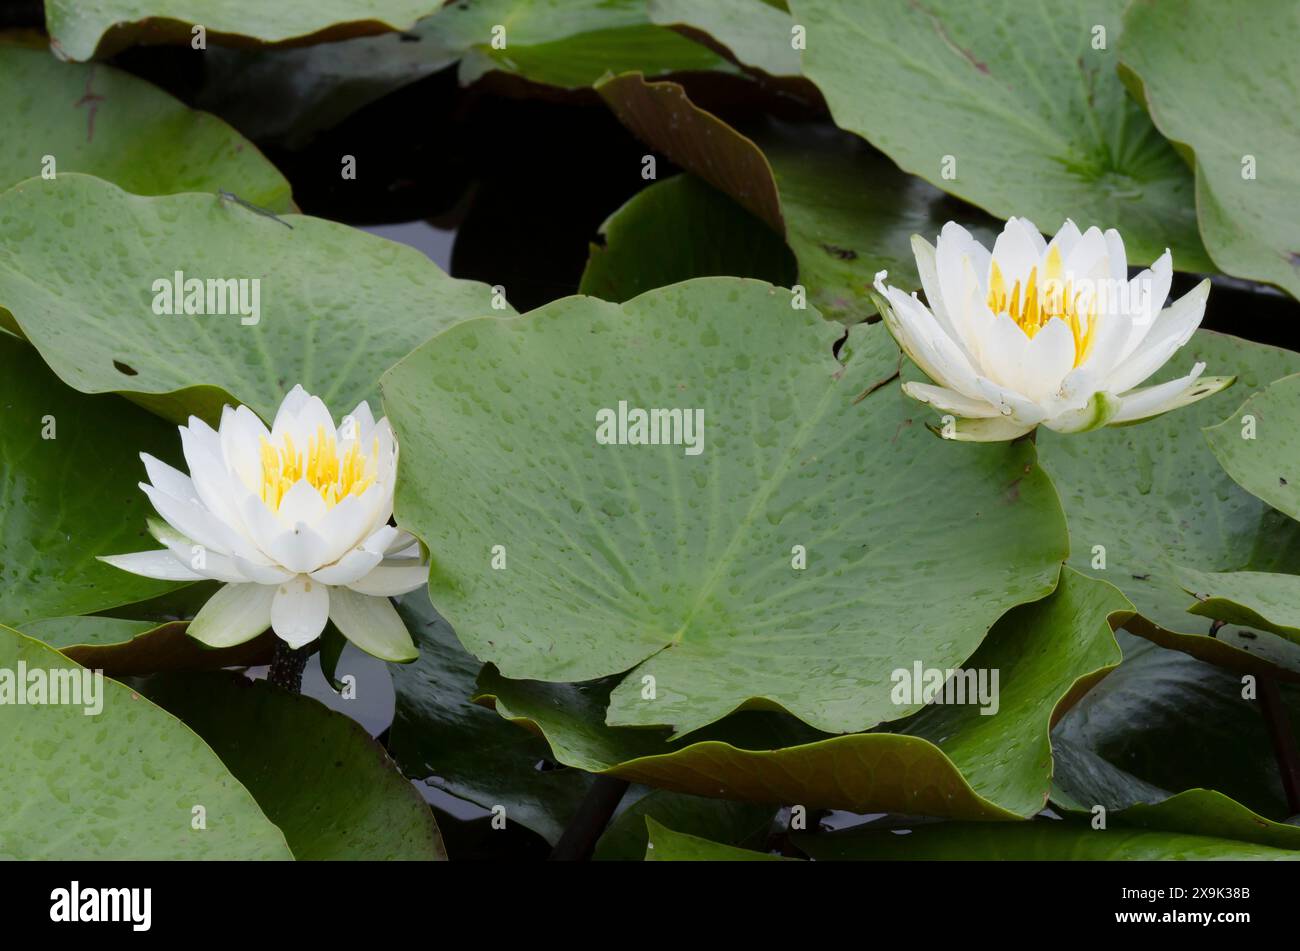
<box><xmin>259</xmin><ymin>425</ymin><xmax>377</xmax><ymax>511</ymax></box>
<box><xmin>986</xmin><ymin>245</ymin><xmax>1099</xmax><ymax>367</ymax></box>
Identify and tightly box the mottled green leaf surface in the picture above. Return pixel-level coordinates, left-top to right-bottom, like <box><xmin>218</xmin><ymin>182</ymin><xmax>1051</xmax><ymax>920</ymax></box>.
<box><xmin>1205</xmin><ymin>372</ymin><xmax>1300</xmax><ymax>523</ymax></box>
<box><xmin>790</xmin><ymin>0</ymin><xmax>1210</xmax><ymax>271</ymax></box>
<box><xmin>0</xmin><ymin>333</ymin><xmax>185</xmax><ymax>624</ymax></box>
<box><xmin>0</xmin><ymin>625</ymin><xmax>291</xmax><ymax>859</ymax></box>
<box><xmin>0</xmin><ymin>174</ymin><xmax>504</xmax><ymax>423</ymax></box>
<box><xmin>0</xmin><ymin>46</ymin><xmax>290</xmax><ymax>207</ymax></box>
<box><xmin>1120</xmin><ymin>0</ymin><xmax>1300</xmax><ymax>299</ymax></box>
<box><xmin>474</xmin><ymin>570</ymin><xmax>1127</xmax><ymax>820</ymax></box>
<box><xmin>385</xmin><ymin>278</ymin><xmax>1067</xmax><ymax>736</ymax></box>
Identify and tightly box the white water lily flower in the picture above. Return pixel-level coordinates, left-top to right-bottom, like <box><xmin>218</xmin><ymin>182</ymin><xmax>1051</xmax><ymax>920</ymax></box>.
<box><xmin>100</xmin><ymin>385</ymin><xmax>424</xmax><ymax>660</ymax></box>
<box><xmin>872</xmin><ymin>217</ymin><xmax>1234</xmax><ymax>441</ymax></box>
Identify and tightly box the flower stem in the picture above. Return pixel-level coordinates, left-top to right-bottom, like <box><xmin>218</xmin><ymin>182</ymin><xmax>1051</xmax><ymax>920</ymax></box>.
<box><xmin>267</xmin><ymin>638</ymin><xmax>311</xmax><ymax>694</ymax></box>
<box><xmin>548</xmin><ymin>776</ymin><xmax>630</xmax><ymax>861</ymax></box>
<box><xmin>1257</xmin><ymin>674</ymin><xmax>1300</xmax><ymax>815</ymax></box>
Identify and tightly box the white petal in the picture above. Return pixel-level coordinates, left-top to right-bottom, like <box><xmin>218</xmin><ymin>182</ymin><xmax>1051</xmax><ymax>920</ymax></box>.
<box><xmin>901</xmin><ymin>381</ymin><xmax>1002</xmax><ymax>418</ymax></box>
<box><xmin>98</xmin><ymin>549</ymin><xmax>204</xmax><ymax>581</ymax></box>
<box><xmin>312</xmin><ymin>494</ymin><xmax>378</xmax><ymax>566</ymax></box>
<box><xmin>179</xmin><ymin>423</ymin><xmax>246</xmax><ymax>531</ymax></box>
<box><xmin>347</xmin><ymin>561</ymin><xmax>429</xmax><ymax>597</ymax></box>
<box><xmin>991</xmin><ymin>217</ymin><xmax>1044</xmax><ymax>286</ymax></box>
<box><xmin>875</xmin><ymin>277</ymin><xmax>982</xmax><ymax>399</ymax></box>
<box><xmin>328</xmin><ymin>586</ymin><xmax>418</xmax><ymax>662</ymax></box>
<box><xmin>187</xmin><ymin>582</ymin><xmax>275</xmax><ymax>648</ymax></box>
<box><xmin>339</xmin><ymin>402</ymin><xmax>376</xmax><ymax>443</ymax></box>
<box><xmin>147</xmin><ymin>518</ymin><xmax>247</xmax><ymax>583</ymax></box>
<box><xmin>310</xmin><ymin>547</ymin><xmax>383</xmax><ymax>585</ymax></box>
<box><xmin>1111</xmin><ymin>365</ymin><xmax>1234</xmax><ymax>424</ymax></box>
<box><xmin>1105</xmin><ymin>279</ymin><xmax>1209</xmax><ymax>393</ymax></box>
<box><xmin>220</xmin><ymin>404</ymin><xmax>271</xmax><ymax>495</ymax></box>
<box><xmin>265</xmin><ymin>521</ymin><xmax>331</xmax><ymax>574</ymax></box>
<box><xmin>232</xmin><ymin>553</ymin><xmax>294</xmax><ymax>585</ymax></box>
<box><xmin>271</xmin><ymin>574</ymin><xmax>330</xmax><ymax>648</ymax></box>
<box><xmin>141</xmin><ymin>482</ymin><xmax>246</xmax><ymax>558</ymax></box>
<box><xmin>277</xmin><ymin>479</ymin><xmax>329</xmax><ymax>528</ymax></box>
<box><xmin>1020</xmin><ymin>317</ymin><xmax>1077</xmax><ymax>403</ymax></box>
<box><xmin>140</xmin><ymin>452</ymin><xmax>195</xmax><ymax>501</ymax></box>
<box><xmin>932</xmin><ymin>416</ymin><xmax>1036</xmax><ymax>443</ymax></box>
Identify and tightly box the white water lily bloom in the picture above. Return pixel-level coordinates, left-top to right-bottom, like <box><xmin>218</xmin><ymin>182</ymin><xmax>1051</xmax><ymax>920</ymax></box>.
<box><xmin>872</xmin><ymin>217</ymin><xmax>1234</xmax><ymax>441</ymax></box>
<box><xmin>100</xmin><ymin>385</ymin><xmax>424</xmax><ymax>660</ymax></box>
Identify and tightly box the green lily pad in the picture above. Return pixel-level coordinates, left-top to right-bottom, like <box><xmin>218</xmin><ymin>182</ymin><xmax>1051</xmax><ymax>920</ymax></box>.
<box><xmin>596</xmin><ymin>73</ymin><xmax>998</xmax><ymax>323</ymax></box>
<box><xmin>1179</xmin><ymin>567</ymin><xmax>1300</xmax><ymax>644</ymax></box>
<box><xmin>644</xmin><ymin>817</ymin><xmax>792</xmax><ymax>861</ymax></box>
<box><xmin>1038</xmin><ymin>331</ymin><xmax>1300</xmax><ymax>677</ymax></box>
<box><xmin>648</xmin><ymin>0</ymin><xmax>801</xmax><ymax>78</ymax></box>
<box><xmin>0</xmin><ymin>625</ymin><xmax>291</xmax><ymax>859</ymax></box>
<box><xmin>139</xmin><ymin>671</ymin><xmax>445</xmax><ymax>860</ymax></box>
<box><xmin>0</xmin><ymin>173</ymin><xmax>505</xmax><ymax>423</ymax></box>
<box><xmin>795</xmin><ymin>817</ymin><xmax>1299</xmax><ymax>860</ymax></box>
<box><xmin>0</xmin><ymin>333</ymin><xmax>188</xmax><ymax>625</ymax></box>
<box><xmin>474</xmin><ymin>569</ymin><xmax>1128</xmax><ymax>820</ymax></box>
<box><xmin>45</xmin><ymin>0</ymin><xmax>444</xmax><ymax>61</ymax></box>
<box><xmin>435</xmin><ymin>0</ymin><xmax>732</xmax><ymax>89</ymax></box>
<box><xmin>1205</xmin><ymin>372</ymin><xmax>1300</xmax><ymax>523</ymax></box>
<box><xmin>0</xmin><ymin>46</ymin><xmax>290</xmax><ymax>206</ymax></box>
<box><xmin>595</xmin><ymin>789</ymin><xmax>774</xmax><ymax>861</ymax></box>
<box><xmin>788</xmin><ymin>0</ymin><xmax>1210</xmax><ymax>272</ymax></box>
<box><xmin>579</xmin><ymin>173</ymin><xmax>796</xmax><ymax>302</ymax></box>
<box><xmin>388</xmin><ymin>592</ymin><xmax>595</xmax><ymax>845</ymax></box>
<box><xmin>384</xmin><ymin>278</ymin><xmax>1068</xmax><ymax>736</ymax></box>
<box><xmin>1119</xmin><ymin>0</ymin><xmax>1300</xmax><ymax>299</ymax></box>
<box><xmin>1052</xmin><ymin>631</ymin><xmax>1300</xmax><ymax>821</ymax></box>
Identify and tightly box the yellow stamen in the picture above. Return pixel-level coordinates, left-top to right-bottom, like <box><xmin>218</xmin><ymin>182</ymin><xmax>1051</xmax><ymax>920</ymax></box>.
<box><xmin>258</xmin><ymin>426</ymin><xmax>378</xmax><ymax>511</ymax></box>
<box><xmin>986</xmin><ymin>255</ymin><xmax>1098</xmax><ymax>367</ymax></box>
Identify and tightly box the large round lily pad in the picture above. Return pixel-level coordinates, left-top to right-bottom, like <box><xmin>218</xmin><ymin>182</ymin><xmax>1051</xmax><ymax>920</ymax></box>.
<box><xmin>0</xmin><ymin>46</ymin><xmax>290</xmax><ymax>206</ymax></box>
<box><xmin>788</xmin><ymin>0</ymin><xmax>1210</xmax><ymax>271</ymax></box>
<box><xmin>0</xmin><ymin>173</ymin><xmax>505</xmax><ymax>423</ymax></box>
<box><xmin>0</xmin><ymin>625</ymin><xmax>291</xmax><ymax>859</ymax></box>
<box><xmin>1119</xmin><ymin>0</ymin><xmax>1300</xmax><ymax>300</ymax></box>
<box><xmin>383</xmin><ymin>278</ymin><xmax>1068</xmax><ymax>736</ymax></box>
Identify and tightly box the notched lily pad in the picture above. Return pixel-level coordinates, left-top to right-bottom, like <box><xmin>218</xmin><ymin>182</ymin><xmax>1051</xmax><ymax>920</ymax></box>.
<box><xmin>384</xmin><ymin>277</ymin><xmax>1068</xmax><ymax>737</ymax></box>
